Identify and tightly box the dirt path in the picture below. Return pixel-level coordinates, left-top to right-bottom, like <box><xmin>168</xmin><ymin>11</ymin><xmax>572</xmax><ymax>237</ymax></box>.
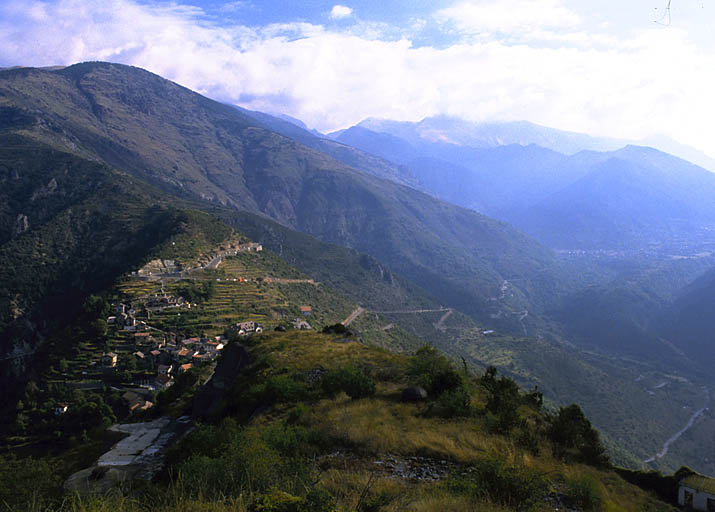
<box><xmin>433</xmin><ymin>309</ymin><xmax>453</xmax><ymax>330</ymax></box>
<box><xmin>516</xmin><ymin>310</ymin><xmax>528</xmax><ymax>336</ymax></box>
<box><xmin>342</xmin><ymin>306</ymin><xmax>365</xmax><ymax>326</ymax></box>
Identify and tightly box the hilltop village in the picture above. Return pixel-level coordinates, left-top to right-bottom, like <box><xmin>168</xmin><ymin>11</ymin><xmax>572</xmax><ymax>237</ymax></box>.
<box><xmin>58</xmin><ymin>238</ymin><xmax>323</xmax><ymax>417</ymax></box>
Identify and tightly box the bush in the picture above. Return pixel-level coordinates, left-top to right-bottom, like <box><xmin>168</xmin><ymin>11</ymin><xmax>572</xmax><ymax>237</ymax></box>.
<box><xmin>286</xmin><ymin>402</ymin><xmax>309</xmax><ymax>425</ymax></box>
<box><xmin>407</xmin><ymin>346</ymin><xmax>463</xmax><ymax>396</ymax></box>
<box><xmin>431</xmin><ymin>385</ymin><xmax>471</xmax><ymax>418</ymax></box>
<box><xmin>448</xmin><ymin>458</ymin><xmax>546</xmax><ymax>511</ymax></box>
<box><xmin>517</xmin><ymin>423</ymin><xmax>541</xmax><ymax>455</ymax></box>
<box><xmin>615</xmin><ymin>466</ymin><xmax>695</xmax><ymax>504</ymax></box>
<box><xmin>322</xmin><ymin>323</ymin><xmax>350</xmax><ymax>335</ymax></box>
<box><xmin>250</xmin><ymin>489</ymin><xmax>303</xmax><ymax>512</ymax></box>
<box><xmin>174</xmin><ymin>426</ymin><xmax>312</xmax><ymax>499</ymax></box>
<box><xmin>322</xmin><ymin>366</ymin><xmax>376</xmax><ymax>399</ymax></box>
<box><xmin>262</xmin><ymin>424</ymin><xmax>323</xmax><ymax>458</ymax></box>
<box><xmin>250</xmin><ymin>487</ymin><xmax>336</xmax><ymax>512</ymax></box>
<box><xmin>0</xmin><ymin>456</ymin><xmax>63</xmax><ymax>509</ymax></box>
<box><xmin>264</xmin><ymin>376</ymin><xmax>310</xmax><ymax>404</ymax></box>
<box><xmin>565</xmin><ymin>476</ymin><xmax>604</xmax><ymax>511</ymax></box>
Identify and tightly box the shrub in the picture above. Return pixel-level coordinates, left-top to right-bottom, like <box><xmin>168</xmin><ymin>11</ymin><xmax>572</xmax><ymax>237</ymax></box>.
<box><xmin>407</xmin><ymin>346</ymin><xmax>463</xmax><ymax>396</ymax></box>
<box><xmin>565</xmin><ymin>475</ymin><xmax>604</xmax><ymax>511</ymax></box>
<box><xmin>262</xmin><ymin>424</ymin><xmax>323</xmax><ymax>458</ymax></box>
<box><xmin>286</xmin><ymin>402</ymin><xmax>309</xmax><ymax>425</ymax></box>
<box><xmin>517</xmin><ymin>424</ymin><xmax>541</xmax><ymax>455</ymax></box>
<box><xmin>448</xmin><ymin>458</ymin><xmax>546</xmax><ymax>511</ymax></box>
<box><xmin>250</xmin><ymin>489</ymin><xmax>303</xmax><ymax>512</ymax></box>
<box><xmin>322</xmin><ymin>323</ymin><xmax>350</xmax><ymax>335</ymax></box>
<box><xmin>322</xmin><ymin>366</ymin><xmax>376</xmax><ymax>399</ymax></box>
<box><xmin>173</xmin><ymin>424</ymin><xmax>313</xmax><ymax>499</ymax></box>
<box><xmin>250</xmin><ymin>487</ymin><xmax>336</xmax><ymax>512</ymax></box>
<box><xmin>263</xmin><ymin>376</ymin><xmax>310</xmax><ymax>404</ymax></box>
<box><xmin>0</xmin><ymin>456</ymin><xmax>63</xmax><ymax>509</ymax></box>
<box><xmin>431</xmin><ymin>385</ymin><xmax>472</xmax><ymax>418</ymax></box>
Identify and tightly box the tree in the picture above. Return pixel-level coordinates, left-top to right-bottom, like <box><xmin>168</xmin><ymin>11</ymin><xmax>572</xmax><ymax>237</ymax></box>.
<box><xmin>481</xmin><ymin>366</ymin><xmax>522</xmax><ymax>432</ymax></box>
<box><xmin>548</xmin><ymin>404</ymin><xmax>609</xmax><ymax>467</ymax></box>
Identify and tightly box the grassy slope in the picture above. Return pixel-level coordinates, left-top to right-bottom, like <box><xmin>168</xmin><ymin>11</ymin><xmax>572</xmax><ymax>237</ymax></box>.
<box><xmin>159</xmin><ymin>333</ymin><xmax>675</xmax><ymax>512</ymax></box>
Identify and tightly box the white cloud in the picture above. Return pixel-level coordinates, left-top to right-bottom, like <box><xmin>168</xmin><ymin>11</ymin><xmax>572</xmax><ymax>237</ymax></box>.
<box><xmin>434</xmin><ymin>0</ymin><xmax>581</xmax><ymax>38</ymax></box>
<box><xmin>1</xmin><ymin>0</ymin><xmax>715</xmax><ymax>157</ymax></box>
<box><xmin>329</xmin><ymin>5</ymin><xmax>353</xmax><ymax>20</ymax></box>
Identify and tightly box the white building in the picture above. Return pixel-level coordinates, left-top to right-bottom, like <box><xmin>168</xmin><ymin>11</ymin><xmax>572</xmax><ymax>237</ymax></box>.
<box><xmin>679</xmin><ymin>475</ymin><xmax>715</xmax><ymax>511</ymax></box>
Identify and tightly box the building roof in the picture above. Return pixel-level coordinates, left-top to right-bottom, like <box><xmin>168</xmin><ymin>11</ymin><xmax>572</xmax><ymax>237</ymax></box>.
<box><xmin>155</xmin><ymin>374</ymin><xmax>173</xmax><ymax>386</ymax></box>
<box><xmin>682</xmin><ymin>475</ymin><xmax>715</xmax><ymax>494</ymax></box>
<box><xmin>300</xmin><ymin>305</ymin><xmax>312</xmax><ymax>312</ymax></box>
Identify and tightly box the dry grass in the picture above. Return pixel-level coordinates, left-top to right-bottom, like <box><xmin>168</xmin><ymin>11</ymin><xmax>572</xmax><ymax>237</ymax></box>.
<box><xmin>309</xmin><ymin>396</ymin><xmax>511</xmax><ymax>463</ymax></box>
<box><xmin>257</xmin><ymin>331</ymin><xmax>404</xmax><ymax>375</ymax></box>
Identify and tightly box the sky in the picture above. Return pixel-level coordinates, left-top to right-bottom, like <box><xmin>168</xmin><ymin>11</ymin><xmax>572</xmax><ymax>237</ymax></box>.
<box><xmin>1</xmin><ymin>0</ymin><xmax>715</xmax><ymax>156</ymax></box>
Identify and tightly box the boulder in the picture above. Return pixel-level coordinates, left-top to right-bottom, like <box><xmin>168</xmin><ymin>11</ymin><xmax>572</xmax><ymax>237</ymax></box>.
<box><xmin>401</xmin><ymin>386</ymin><xmax>428</xmax><ymax>402</ymax></box>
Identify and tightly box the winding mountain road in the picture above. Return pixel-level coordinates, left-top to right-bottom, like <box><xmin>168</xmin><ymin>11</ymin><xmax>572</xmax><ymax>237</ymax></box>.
<box><xmin>644</xmin><ymin>387</ymin><xmax>711</xmax><ymax>463</ymax></box>
<box><xmin>342</xmin><ymin>307</ymin><xmax>365</xmax><ymax>326</ymax></box>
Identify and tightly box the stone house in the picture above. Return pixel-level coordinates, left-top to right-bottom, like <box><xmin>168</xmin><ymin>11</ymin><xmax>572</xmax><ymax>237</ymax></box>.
<box><xmin>101</xmin><ymin>352</ymin><xmax>118</xmax><ymax>368</ymax></box>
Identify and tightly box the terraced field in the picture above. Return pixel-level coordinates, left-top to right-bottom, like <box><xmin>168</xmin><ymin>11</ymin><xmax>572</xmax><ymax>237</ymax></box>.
<box><xmin>109</xmin><ymin>246</ymin><xmax>420</xmax><ymax>351</ymax></box>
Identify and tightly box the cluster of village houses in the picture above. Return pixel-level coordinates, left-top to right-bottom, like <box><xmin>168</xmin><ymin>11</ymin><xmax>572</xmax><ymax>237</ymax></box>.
<box><xmin>98</xmin><ymin>301</ymin><xmax>268</xmax><ymax>413</ymax></box>
<box><xmin>133</xmin><ymin>241</ymin><xmax>263</xmax><ymax>278</ymax></box>
<box><xmin>99</xmin><ymin>331</ymin><xmax>227</xmax><ymax>412</ymax></box>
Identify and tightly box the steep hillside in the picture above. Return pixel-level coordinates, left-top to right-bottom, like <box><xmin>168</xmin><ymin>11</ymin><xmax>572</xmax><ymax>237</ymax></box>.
<box><xmin>0</xmin><ymin>134</ymin><xmax>229</xmax><ymax>364</ymax></box>
<box><xmin>0</xmin><ymin>62</ymin><xmax>568</xmax><ymax>335</ymax></box>
<box><xmin>515</xmin><ymin>149</ymin><xmax>715</xmax><ymax>250</ymax></box>
<box><xmin>663</xmin><ymin>267</ymin><xmax>715</xmax><ymax>363</ymax></box>
<box><xmin>3</xmin><ymin>62</ymin><xmax>713</xmax><ymax>478</ymax></box>
<box><xmin>331</xmin><ymin>124</ymin><xmax>598</xmax><ymax>220</ymax></box>
<box><xmin>1</xmin><ymin>328</ymin><xmax>680</xmax><ymax>512</ymax></box>
<box><xmin>218</xmin><ymin>209</ymin><xmax>715</xmax><ymax>473</ymax></box>
<box><xmin>334</xmin><ymin>123</ymin><xmax>715</xmax><ymax>253</ymax></box>
<box><xmin>237</xmin><ymin>108</ymin><xmax>418</xmax><ymax>188</ymax></box>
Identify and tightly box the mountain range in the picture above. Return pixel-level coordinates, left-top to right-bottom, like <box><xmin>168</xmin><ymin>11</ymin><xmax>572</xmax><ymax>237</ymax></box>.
<box><xmin>330</xmin><ymin>120</ymin><xmax>715</xmax><ymax>252</ymax></box>
<box><xmin>1</xmin><ymin>61</ymin><xmax>715</xmax><ymax>477</ymax></box>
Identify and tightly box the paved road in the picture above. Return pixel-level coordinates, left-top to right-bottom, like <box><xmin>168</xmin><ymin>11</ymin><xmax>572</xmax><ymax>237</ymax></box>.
<box><xmin>263</xmin><ymin>277</ymin><xmax>318</xmax><ymax>285</ymax></box>
<box><xmin>373</xmin><ymin>308</ymin><xmax>450</xmax><ymax>314</ymax></box>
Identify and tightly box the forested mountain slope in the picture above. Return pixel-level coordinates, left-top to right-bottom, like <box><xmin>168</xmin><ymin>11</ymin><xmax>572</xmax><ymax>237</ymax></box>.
<box><xmin>0</xmin><ymin>62</ymin><xmax>569</xmax><ymax>333</ymax></box>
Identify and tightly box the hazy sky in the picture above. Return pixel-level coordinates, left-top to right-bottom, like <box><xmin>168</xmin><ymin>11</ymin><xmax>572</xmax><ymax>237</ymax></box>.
<box><xmin>2</xmin><ymin>0</ymin><xmax>715</xmax><ymax>155</ymax></box>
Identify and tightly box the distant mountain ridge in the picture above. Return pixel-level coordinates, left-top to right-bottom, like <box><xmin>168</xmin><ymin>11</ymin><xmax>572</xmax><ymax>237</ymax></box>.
<box><xmin>330</xmin><ymin>119</ymin><xmax>715</xmax><ymax>251</ymax></box>
<box><xmin>346</xmin><ymin>115</ymin><xmax>715</xmax><ymax>171</ymax></box>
